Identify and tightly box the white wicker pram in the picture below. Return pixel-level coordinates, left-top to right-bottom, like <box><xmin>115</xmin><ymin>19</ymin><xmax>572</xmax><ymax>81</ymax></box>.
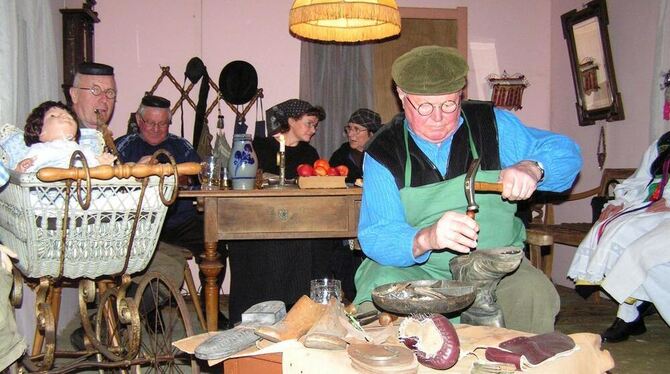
<box><xmin>0</xmin><ymin>157</ymin><xmax>203</xmax><ymax>374</ymax></box>
<box><xmin>0</xmin><ymin>170</ymin><xmax>172</xmax><ymax>279</ymax></box>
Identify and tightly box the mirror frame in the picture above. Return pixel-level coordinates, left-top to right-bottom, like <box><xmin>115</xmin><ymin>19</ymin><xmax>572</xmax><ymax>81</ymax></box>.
<box><xmin>562</xmin><ymin>0</ymin><xmax>624</xmax><ymax>126</ymax></box>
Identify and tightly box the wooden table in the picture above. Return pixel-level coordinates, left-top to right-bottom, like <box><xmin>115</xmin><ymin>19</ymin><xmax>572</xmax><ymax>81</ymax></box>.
<box><xmin>179</xmin><ymin>187</ymin><xmax>362</xmax><ymax>331</ymax></box>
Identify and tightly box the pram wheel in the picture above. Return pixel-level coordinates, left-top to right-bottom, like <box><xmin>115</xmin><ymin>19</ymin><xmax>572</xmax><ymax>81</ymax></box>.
<box><xmin>93</xmin><ymin>287</ymin><xmax>141</xmax><ymax>362</ymax></box>
<box><xmin>132</xmin><ymin>271</ymin><xmax>199</xmax><ymax>373</ymax></box>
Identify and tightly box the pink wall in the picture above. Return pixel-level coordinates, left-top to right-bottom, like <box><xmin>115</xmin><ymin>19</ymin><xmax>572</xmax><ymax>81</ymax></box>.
<box><xmin>63</xmin><ymin>0</ymin><xmax>663</xmax><ymax>286</ymax></box>
<box><xmin>549</xmin><ymin>0</ymin><xmax>661</xmax><ymax>287</ymax></box>
<box><xmin>91</xmin><ymin>0</ymin><xmax>301</xmax><ymax>142</ymax></box>
<box><xmin>81</xmin><ymin>0</ymin><xmax>553</xmax><ymax>142</ymax></box>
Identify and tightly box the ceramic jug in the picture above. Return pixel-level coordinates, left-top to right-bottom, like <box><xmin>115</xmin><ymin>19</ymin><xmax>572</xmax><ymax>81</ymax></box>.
<box><xmin>228</xmin><ymin>133</ymin><xmax>258</xmax><ymax>190</ymax></box>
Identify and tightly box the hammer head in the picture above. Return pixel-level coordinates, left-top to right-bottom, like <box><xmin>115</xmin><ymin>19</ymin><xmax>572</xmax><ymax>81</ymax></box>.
<box><xmin>464</xmin><ymin>158</ymin><xmax>481</xmax><ymax>215</ymax></box>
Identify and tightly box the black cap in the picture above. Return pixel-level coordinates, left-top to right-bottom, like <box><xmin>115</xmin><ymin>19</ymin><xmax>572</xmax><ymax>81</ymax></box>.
<box><xmin>141</xmin><ymin>95</ymin><xmax>170</xmax><ymax>108</ymax></box>
<box><xmin>77</xmin><ymin>62</ymin><xmax>114</xmax><ymax>76</ymax></box>
<box><xmin>219</xmin><ymin>60</ymin><xmax>258</xmax><ymax>105</ymax></box>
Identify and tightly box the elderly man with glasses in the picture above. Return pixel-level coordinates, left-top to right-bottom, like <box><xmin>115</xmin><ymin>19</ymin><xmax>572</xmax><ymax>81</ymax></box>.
<box><xmin>0</xmin><ymin>62</ymin><xmax>115</xmax><ymax>170</ymax></box>
<box><xmin>114</xmin><ymin>95</ymin><xmax>229</xmax><ymax>328</ymax></box>
<box><xmin>115</xmin><ymin>95</ymin><xmax>202</xmax><ymax>245</ymax></box>
<box><xmin>69</xmin><ymin>62</ymin><xmax>117</xmax><ymax>130</ymax></box>
<box><xmin>353</xmin><ymin>46</ymin><xmax>582</xmax><ymax>334</ymax></box>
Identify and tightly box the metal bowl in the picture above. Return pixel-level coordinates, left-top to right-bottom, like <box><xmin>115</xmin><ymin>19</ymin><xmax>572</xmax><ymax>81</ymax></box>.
<box><xmin>372</xmin><ymin>279</ymin><xmax>476</xmax><ymax>315</ymax></box>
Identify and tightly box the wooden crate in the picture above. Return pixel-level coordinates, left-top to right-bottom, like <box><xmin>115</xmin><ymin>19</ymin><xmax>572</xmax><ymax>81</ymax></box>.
<box><xmin>297</xmin><ymin>176</ymin><xmax>346</xmax><ymax>189</ymax></box>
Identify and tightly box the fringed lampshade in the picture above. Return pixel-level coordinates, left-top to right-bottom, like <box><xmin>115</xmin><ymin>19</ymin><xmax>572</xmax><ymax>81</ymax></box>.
<box><xmin>289</xmin><ymin>0</ymin><xmax>401</xmax><ymax>43</ymax></box>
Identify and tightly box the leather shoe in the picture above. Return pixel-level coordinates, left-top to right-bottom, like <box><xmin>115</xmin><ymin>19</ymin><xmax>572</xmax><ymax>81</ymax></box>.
<box><xmin>601</xmin><ymin>316</ymin><xmax>646</xmax><ymax>343</ymax></box>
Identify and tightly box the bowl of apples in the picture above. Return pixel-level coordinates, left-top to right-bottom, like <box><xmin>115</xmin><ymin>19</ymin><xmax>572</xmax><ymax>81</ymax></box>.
<box><xmin>297</xmin><ymin>159</ymin><xmax>349</xmax><ymax>189</ymax></box>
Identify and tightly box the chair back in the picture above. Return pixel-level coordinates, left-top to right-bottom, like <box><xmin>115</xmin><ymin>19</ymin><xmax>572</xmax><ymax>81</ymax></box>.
<box><xmin>597</xmin><ymin>168</ymin><xmax>636</xmax><ymax>197</ymax></box>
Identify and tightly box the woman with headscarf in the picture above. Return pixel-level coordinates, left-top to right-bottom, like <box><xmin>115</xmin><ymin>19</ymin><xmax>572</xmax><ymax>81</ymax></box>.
<box><xmin>329</xmin><ymin>108</ymin><xmax>382</xmax><ymax>184</ymax></box>
<box><xmin>227</xmin><ymin>99</ymin><xmax>331</xmax><ymax>324</ymax></box>
<box><xmin>252</xmin><ymin>99</ymin><xmax>325</xmax><ymax>176</ymax></box>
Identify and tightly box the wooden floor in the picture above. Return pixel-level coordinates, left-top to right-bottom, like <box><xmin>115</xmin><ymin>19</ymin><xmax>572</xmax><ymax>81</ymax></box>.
<box><xmin>554</xmin><ymin>285</ymin><xmax>669</xmax><ymax>374</ymax></box>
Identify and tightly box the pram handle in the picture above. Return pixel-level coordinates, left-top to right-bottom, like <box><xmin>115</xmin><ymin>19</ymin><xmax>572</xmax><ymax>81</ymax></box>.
<box><xmin>36</xmin><ymin>162</ymin><xmax>201</xmax><ymax>182</ymax></box>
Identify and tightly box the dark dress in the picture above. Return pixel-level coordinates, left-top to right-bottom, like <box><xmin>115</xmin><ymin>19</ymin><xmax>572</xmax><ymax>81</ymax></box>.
<box><xmin>228</xmin><ymin>137</ymin><xmax>345</xmax><ymax>324</ymax></box>
<box><xmin>329</xmin><ymin>142</ymin><xmax>365</xmax><ymax>298</ymax></box>
<box><xmin>329</xmin><ymin>142</ymin><xmax>364</xmax><ymax>184</ymax></box>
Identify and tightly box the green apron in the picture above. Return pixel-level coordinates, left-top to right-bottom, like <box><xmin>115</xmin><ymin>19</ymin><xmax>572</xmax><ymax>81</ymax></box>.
<box><xmin>353</xmin><ymin>116</ymin><xmax>526</xmax><ymax>306</ymax></box>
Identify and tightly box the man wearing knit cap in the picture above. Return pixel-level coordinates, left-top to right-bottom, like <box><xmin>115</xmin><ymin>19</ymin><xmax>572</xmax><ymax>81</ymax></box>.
<box><xmin>354</xmin><ymin>45</ymin><xmax>583</xmax><ymax>334</ymax></box>
<box><xmin>70</xmin><ymin>62</ymin><xmax>117</xmax><ymax>129</ymax></box>
<box><xmin>330</xmin><ymin>108</ymin><xmax>382</xmax><ymax>184</ymax></box>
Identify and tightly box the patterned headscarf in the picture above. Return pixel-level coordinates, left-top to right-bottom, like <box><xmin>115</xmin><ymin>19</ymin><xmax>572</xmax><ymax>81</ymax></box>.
<box><xmin>348</xmin><ymin>108</ymin><xmax>382</xmax><ymax>133</ymax></box>
<box><xmin>266</xmin><ymin>99</ymin><xmax>316</xmax><ymax>136</ymax></box>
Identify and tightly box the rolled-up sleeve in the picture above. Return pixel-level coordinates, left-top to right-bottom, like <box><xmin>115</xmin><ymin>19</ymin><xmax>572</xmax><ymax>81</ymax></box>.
<box><xmin>496</xmin><ymin>109</ymin><xmax>582</xmax><ymax>192</ymax></box>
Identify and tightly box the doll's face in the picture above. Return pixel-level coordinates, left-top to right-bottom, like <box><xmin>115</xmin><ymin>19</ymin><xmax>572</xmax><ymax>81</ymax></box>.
<box><xmin>39</xmin><ymin>107</ymin><xmax>78</xmax><ymax>142</ymax></box>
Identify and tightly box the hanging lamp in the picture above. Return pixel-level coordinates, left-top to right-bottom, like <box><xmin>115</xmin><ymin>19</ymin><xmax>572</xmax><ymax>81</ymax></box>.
<box><xmin>289</xmin><ymin>0</ymin><xmax>401</xmax><ymax>43</ymax></box>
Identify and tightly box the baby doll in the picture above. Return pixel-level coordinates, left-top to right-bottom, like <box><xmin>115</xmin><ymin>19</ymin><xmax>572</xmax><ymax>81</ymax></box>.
<box><xmin>15</xmin><ymin>101</ymin><xmax>115</xmax><ymax>173</ymax></box>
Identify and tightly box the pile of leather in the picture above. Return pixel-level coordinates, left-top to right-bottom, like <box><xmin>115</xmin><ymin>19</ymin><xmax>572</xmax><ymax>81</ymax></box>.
<box><xmin>193</xmin><ymin>295</ymin><xmax>583</xmax><ymax>373</ymax></box>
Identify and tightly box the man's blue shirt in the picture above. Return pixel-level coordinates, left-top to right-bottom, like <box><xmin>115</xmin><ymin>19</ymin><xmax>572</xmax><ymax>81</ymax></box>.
<box><xmin>358</xmin><ymin>108</ymin><xmax>582</xmax><ymax>267</ymax></box>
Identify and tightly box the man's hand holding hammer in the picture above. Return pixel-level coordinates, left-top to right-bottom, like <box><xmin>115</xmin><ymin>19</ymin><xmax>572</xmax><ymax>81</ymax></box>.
<box><xmin>498</xmin><ymin>160</ymin><xmax>544</xmax><ymax>201</ymax></box>
<box><xmin>412</xmin><ymin>159</ymin><xmax>543</xmax><ymax>258</ymax></box>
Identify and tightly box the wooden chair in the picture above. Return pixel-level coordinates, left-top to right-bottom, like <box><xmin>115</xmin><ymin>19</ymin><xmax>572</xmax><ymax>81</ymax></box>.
<box><xmin>526</xmin><ymin>168</ymin><xmax>636</xmax><ymax>279</ymax></box>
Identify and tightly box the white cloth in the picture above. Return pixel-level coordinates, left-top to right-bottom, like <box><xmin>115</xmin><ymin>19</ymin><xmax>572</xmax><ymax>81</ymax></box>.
<box><xmin>568</xmin><ymin>135</ymin><xmax>670</xmax><ymax>322</ymax></box>
<box><xmin>22</xmin><ymin>139</ymin><xmax>100</xmax><ymax>172</ymax></box>
<box><xmin>0</xmin><ymin>1</ymin><xmax>59</xmax><ymax>130</ymax></box>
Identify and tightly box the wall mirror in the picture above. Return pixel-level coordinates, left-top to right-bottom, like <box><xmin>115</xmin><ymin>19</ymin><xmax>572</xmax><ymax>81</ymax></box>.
<box><xmin>562</xmin><ymin>0</ymin><xmax>624</xmax><ymax>126</ymax></box>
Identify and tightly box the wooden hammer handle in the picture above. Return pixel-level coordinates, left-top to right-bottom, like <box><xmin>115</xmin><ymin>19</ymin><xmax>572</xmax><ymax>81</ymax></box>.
<box><xmin>474</xmin><ymin>181</ymin><xmax>504</xmax><ymax>193</ymax></box>
<box><xmin>37</xmin><ymin>162</ymin><xmax>201</xmax><ymax>182</ymax></box>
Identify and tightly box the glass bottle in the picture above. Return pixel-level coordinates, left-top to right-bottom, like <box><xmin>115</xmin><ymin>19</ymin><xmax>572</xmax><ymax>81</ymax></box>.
<box><xmin>227</xmin><ymin>134</ymin><xmax>258</xmax><ymax>190</ymax></box>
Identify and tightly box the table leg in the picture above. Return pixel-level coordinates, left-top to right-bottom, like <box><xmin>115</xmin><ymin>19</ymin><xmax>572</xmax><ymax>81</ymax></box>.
<box><xmin>200</xmin><ymin>241</ymin><xmax>224</xmax><ymax>331</ymax></box>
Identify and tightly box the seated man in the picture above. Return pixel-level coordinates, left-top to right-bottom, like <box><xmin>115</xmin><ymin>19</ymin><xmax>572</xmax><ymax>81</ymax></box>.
<box><xmin>115</xmin><ymin>95</ymin><xmax>228</xmax><ymax>326</ymax></box>
<box><xmin>568</xmin><ymin>131</ymin><xmax>669</xmax><ymax>342</ymax></box>
<box><xmin>354</xmin><ymin>46</ymin><xmax>582</xmax><ymax>334</ymax></box>
<box><xmin>115</xmin><ymin>95</ymin><xmax>205</xmax><ymax>254</ymax></box>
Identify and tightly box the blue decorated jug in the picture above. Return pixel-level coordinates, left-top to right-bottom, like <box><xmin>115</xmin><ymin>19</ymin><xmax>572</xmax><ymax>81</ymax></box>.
<box><xmin>228</xmin><ymin>134</ymin><xmax>258</xmax><ymax>190</ymax></box>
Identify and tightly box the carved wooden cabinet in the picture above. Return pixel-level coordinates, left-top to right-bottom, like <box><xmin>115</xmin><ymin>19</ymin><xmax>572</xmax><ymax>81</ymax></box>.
<box><xmin>60</xmin><ymin>7</ymin><xmax>99</xmax><ymax>103</ymax></box>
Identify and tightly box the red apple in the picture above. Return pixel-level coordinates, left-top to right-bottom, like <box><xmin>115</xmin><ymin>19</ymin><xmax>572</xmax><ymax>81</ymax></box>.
<box><xmin>313</xmin><ymin>159</ymin><xmax>330</xmax><ymax>170</ymax></box>
<box><xmin>297</xmin><ymin>164</ymin><xmax>314</xmax><ymax>177</ymax></box>
<box><xmin>314</xmin><ymin>166</ymin><xmax>328</xmax><ymax>176</ymax></box>
<box><xmin>327</xmin><ymin>167</ymin><xmax>340</xmax><ymax>176</ymax></box>
<box><xmin>335</xmin><ymin>165</ymin><xmax>349</xmax><ymax>177</ymax></box>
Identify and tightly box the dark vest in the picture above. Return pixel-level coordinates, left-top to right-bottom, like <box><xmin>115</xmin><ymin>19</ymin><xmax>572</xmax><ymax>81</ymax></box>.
<box><xmin>366</xmin><ymin>100</ymin><xmax>501</xmax><ymax>189</ymax></box>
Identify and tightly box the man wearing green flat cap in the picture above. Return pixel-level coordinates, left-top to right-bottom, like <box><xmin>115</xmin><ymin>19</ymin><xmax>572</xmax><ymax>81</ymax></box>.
<box><xmin>354</xmin><ymin>46</ymin><xmax>583</xmax><ymax>333</ymax></box>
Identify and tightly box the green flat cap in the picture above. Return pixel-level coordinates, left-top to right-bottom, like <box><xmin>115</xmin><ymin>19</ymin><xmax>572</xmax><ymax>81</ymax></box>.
<box><xmin>392</xmin><ymin>46</ymin><xmax>468</xmax><ymax>95</ymax></box>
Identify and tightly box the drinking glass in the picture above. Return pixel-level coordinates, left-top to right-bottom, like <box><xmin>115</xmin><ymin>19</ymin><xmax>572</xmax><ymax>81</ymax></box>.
<box><xmin>309</xmin><ymin>278</ymin><xmax>342</xmax><ymax>304</ymax></box>
<box><xmin>199</xmin><ymin>156</ymin><xmax>221</xmax><ymax>190</ymax></box>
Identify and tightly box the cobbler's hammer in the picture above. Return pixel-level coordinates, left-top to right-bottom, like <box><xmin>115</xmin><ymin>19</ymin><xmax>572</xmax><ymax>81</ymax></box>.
<box><xmin>464</xmin><ymin>158</ymin><xmax>504</xmax><ymax>219</ymax></box>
